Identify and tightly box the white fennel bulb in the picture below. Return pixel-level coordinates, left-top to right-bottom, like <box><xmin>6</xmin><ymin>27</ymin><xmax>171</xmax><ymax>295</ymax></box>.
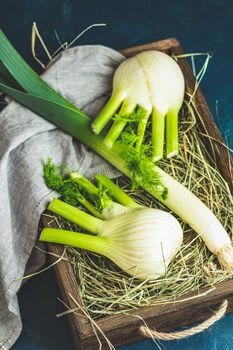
<box><xmin>99</xmin><ymin>208</ymin><xmax>183</xmax><ymax>280</ymax></box>
<box><xmin>41</xmin><ymin>200</ymin><xmax>183</xmax><ymax>281</ymax></box>
<box><xmin>91</xmin><ymin>50</ymin><xmax>185</xmax><ymax>160</ymax></box>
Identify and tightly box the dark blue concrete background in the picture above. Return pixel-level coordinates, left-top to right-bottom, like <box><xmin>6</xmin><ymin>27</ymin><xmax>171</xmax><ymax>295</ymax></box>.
<box><xmin>0</xmin><ymin>0</ymin><xmax>232</xmax><ymax>349</ymax></box>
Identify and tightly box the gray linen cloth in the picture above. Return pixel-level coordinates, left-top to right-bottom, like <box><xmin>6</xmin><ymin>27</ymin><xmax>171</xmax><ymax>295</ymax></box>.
<box><xmin>0</xmin><ymin>45</ymin><xmax>124</xmax><ymax>349</ymax></box>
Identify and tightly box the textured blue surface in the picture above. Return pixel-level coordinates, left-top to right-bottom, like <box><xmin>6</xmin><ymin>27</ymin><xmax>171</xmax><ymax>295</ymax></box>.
<box><xmin>0</xmin><ymin>0</ymin><xmax>232</xmax><ymax>349</ymax></box>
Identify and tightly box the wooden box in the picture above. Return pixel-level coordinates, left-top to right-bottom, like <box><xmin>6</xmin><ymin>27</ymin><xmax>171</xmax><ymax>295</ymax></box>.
<box><xmin>42</xmin><ymin>38</ymin><xmax>233</xmax><ymax>349</ymax></box>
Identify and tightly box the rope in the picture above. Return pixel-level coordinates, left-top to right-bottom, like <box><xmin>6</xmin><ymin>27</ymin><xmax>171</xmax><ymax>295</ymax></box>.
<box><xmin>140</xmin><ymin>300</ymin><xmax>228</xmax><ymax>341</ymax></box>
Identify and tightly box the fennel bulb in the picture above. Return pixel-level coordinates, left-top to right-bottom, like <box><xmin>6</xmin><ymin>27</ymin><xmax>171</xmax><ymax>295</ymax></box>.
<box><xmin>42</xmin><ymin>167</ymin><xmax>183</xmax><ymax>280</ymax></box>
<box><xmin>41</xmin><ymin>199</ymin><xmax>183</xmax><ymax>280</ymax></box>
<box><xmin>91</xmin><ymin>50</ymin><xmax>185</xmax><ymax>160</ymax></box>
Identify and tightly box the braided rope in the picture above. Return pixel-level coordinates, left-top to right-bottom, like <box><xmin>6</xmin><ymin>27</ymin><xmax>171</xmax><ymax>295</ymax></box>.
<box><xmin>140</xmin><ymin>300</ymin><xmax>228</xmax><ymax>341</ymax></box>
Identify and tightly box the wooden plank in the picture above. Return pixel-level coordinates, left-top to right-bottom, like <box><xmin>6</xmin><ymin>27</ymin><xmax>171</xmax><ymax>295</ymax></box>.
<box><xmin>120</xmin><ymin>37</ymin><xmax>180</xmax><ymax>56</ymax></box>
<box><xmin>81</xmin><ymin>280</ymin><xmax>233</xmax><ymax>349</ymax></box>
<box><xmin>172</xmin><ymin>45</ymin><xmax>233</xmax><ymax>190</ymax></box>
<box><xmin>42</xmin><ymin>215</ymin><xmax>90</xmax><ymax>349</ymax></box>
<box><xmin>42</xmin><ymin>37</ymin><xmax>233</xmax><ymax>349</ymax></box>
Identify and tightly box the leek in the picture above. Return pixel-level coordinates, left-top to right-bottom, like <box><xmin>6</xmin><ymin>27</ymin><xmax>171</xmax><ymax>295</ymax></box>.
<box><xmin>0</xmin><ymin>30</ymin><xmax>232</xmax><ymax>268</ymax></box>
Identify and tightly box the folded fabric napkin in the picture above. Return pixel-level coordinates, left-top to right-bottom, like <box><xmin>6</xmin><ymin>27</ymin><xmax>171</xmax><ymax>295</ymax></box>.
<box><xmin>0</xmin><ymin>45</ymin><xmax>124</xmax><ymax>349</ymax></box>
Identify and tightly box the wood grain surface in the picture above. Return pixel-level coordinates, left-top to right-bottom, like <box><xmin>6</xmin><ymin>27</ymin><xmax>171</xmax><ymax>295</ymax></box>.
<box><xmin>42</xmin><ymin>37</ymin><xmax>233</xmax><ymax>349</ymax></box>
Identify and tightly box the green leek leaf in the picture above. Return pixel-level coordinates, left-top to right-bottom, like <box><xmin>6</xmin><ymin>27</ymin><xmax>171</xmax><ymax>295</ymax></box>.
<box><xmin>0</xmin><ymin>29</ymin><xmax>76</xmax><ymax>109</ymax></box>
<box><xmin>0</xmin><ymin>75</ymin><xmax>128</xmax><ymax>174</ymax></box>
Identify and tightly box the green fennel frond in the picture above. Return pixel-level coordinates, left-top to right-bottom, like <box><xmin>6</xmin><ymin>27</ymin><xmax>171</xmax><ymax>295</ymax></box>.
<box><xmin>120</xmin><ymin>126</ymin><xmax>139</xmax><ymax>147</ymax></box>
<box><xmin>43</xmin><ymin>159</ymin><xmax>82</xmax><ymax>206</ymax></box>
<box><xmin>121</xmin><ymin>146</ymin><xmax>168</xmax><ymax>200</ymax></box>
<box><xmin>43</xmin><ymin>159</ymin><xmax>114</xmax><ymax>210</ymax></box>
<box><xmin>113</xmin><ymin>105</ymin><xmax>147</xmax><ymax>123</ymax></box>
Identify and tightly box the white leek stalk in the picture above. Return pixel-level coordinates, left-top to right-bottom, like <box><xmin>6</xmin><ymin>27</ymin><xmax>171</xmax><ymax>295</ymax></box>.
<box><xmin>40</xmin><ymin>199</ymin><xmax>183</xmax><ymax>280</ymax></box>
<box><xmin>151</xmin><ymin>168</ymin><xmax>233</xmax><ymax>269</ymax></box>
<box><xmin>91</xmin><ymin>50</ymin><xmax>185</xmax><ymax>160</ymax></box>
